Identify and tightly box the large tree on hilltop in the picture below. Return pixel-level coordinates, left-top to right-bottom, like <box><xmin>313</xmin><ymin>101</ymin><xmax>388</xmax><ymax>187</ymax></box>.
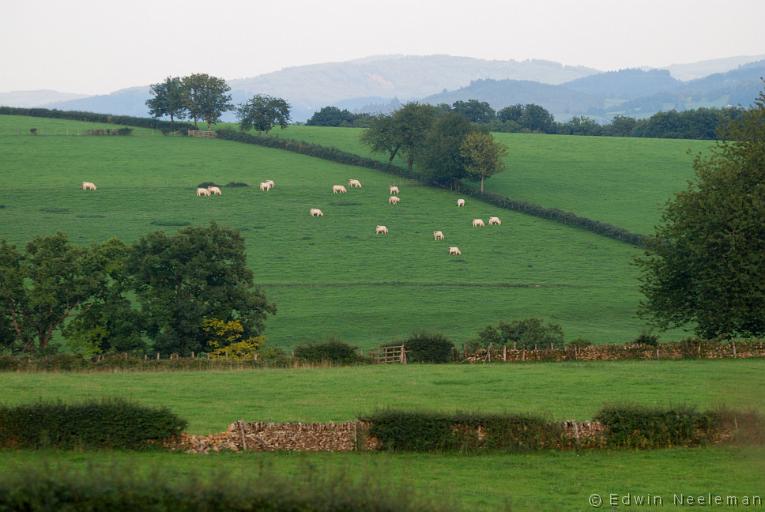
<box><xmin>181</xmin><ymin>73</ymin><xmax>232</xmax><ymax>128</ymax></box>
<box><xmin>237</xmin><ymin>94</ymin><xmax>291</xmax><ymax>133</ymax></box>
<box><xmin>146</xmin><ymin>76</ymin><xmax>187</xmax><ymax>129</ymax></box>
<box><xmin>637</xmin><ymin>83</ymin><xmax>765</xmax><ymax>338</ymax></box>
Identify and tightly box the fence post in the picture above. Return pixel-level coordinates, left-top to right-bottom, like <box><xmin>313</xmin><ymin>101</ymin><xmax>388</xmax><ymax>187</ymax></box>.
<box><xmin>156</xmin><ymin>352</ymin><xmax>160</xmax><ymax>360</ymax></box>
<box><xmin>732</xmin><ymin>340</ymin><xmax>737</xmax><ymax>358</ymax></box>
<box><xmin>502</xmin><ymin>345</ymin><xmax>507</xmax><ymax>362</ymax></box>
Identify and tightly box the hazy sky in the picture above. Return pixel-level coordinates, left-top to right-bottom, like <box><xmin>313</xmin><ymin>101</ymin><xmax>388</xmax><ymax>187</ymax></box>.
<box><xmin>2</xmin><ymin>0</ymin><xmax>764</xmax><ymax>94</ymax></box>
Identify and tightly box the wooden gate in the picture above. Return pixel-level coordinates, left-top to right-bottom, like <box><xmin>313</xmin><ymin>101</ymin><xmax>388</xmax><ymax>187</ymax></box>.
<box><xmin>368</xmin><ymin>345</ymin><xmax>407</xmax><ymax>364</ymax></box>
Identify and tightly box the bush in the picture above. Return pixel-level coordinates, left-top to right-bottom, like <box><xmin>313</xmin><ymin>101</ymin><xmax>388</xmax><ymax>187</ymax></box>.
<box><xmin>595</xmin><ymin>405</ymin><xmax>715</xmax><ymax>448</ymax></box>
<box><xmin>293</xmin><ymin>340</ymin><xmax>362</xmax><ymax>364</ymax></box>
<box><xmin>0</xmin><ymin>465</ymin><xmax>452</xmax><ymax>512</ymax></box>
<box><xmin>477</xmin><ymin>319</ymin><xmax>565</xmax><ymax>350</ymax></box>
<box><xmin>196</xmin><ymin>181</ymin><xmax>220</xmax><ymax>188</ymax></box>
<box><xmin>364</xmin><ymin>410</ymin><xmax>562</xmax><ymax>452</ymax></box>
<box><xmin>633</xmin><ymin>332</ymin><xmax>659</xmax><ymax>346</ymax></box>
<box><xmin>405</xmin><ymin>332</ymin><xmax>454</xmax><ymax>363</ymax></box>
<box><xmin>225</xmin><ymin>181</ymin><xmax>249</xmax><ymax>187</ymax></box>
<box><xmin>0</xmin><ymin>399</ymin><xmax>186</xmax><ymax>449</ymax></box>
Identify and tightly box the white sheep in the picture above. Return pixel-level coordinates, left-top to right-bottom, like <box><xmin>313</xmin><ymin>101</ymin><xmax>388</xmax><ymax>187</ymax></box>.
<box><xmin>264</xmin><ymin>180</ymin><xmax>275</xmax><ymax>188</ymax></box>
<box><xmin>348</xmin><ymin>179</ymin><xmax>362</xmax><ymax>188</ymax></box>
<box><xmin>457</xmin><ymin>198</ymin><xmax>465</xmax><ymax>207</ymax></box>
<box><xmin>433</xmin><ymin>231</ymin><xmax>445</xmax><ymax>241</ymax></box>
<box><xmin>449</xmin><ymin>246</ymin><xmax>462</xmax><ymax>256</ymax></box>
<box><xmin>488</xmin><ymin>216</ymin><xmax>501</xmax><ymax>225</ymax></box>
<box><xmin>196</xmin><ymin>187</ymin><xmax>211</xmax><ymax>197</ymax></box>
<box><xmin>309</xmin><ymin>208</ymin><xmax>324</xmax><ymax>217</ymax></box>
<box><xmin>375</xmin><ymin>225</ymin><xmax>389</xmax><ymax>235</ymax></box>
<box><xmin>259</xmin><ymin>181</ymin><xmax>273</xmax><ymax>191</ymax></box>
<box><xmin>81</xmin><ymin>181</ymin><xmax>97</xmax><ymax>191</ymax></box>
<box><xmin>472</xmin><ymin>218</ymin><xmax>485</xmax><ymax>228</ymax></box>
<box><xmin>388</xmin><ymin>196</ymin><xmax>400</xmax><ymax>205</ymax></box>
<box><xmin>207</xmin><ymin>186</ymin><xmax>222</xmax><ymax>196</ymax></box>
<box><xmin>389</xmin><ymin>185</ymin><xmax>400</xmax><ymax>195</ymax></box>
<box><xmin>332</xmin><ymin>185</ymin><xmax>347</xmax><ymax>194</ymax></box>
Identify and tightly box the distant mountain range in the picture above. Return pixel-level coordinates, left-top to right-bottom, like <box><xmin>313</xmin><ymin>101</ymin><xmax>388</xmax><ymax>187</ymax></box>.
<box><xmin>2</xmin><ymin>54</ymin><xmax>764</xmax><ymax>122</ymax></box>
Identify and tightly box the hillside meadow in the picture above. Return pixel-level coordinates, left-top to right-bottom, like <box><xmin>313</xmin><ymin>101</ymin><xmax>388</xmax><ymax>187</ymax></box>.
<box><xmin>0</xmin><ymin>114</ymin><xmax>667</xmax><ymax>348</ymax></box>
<box><xmin>263</xmin><ymin>125</ymin><xmax>712</xmax><ymax>234</ymax></box>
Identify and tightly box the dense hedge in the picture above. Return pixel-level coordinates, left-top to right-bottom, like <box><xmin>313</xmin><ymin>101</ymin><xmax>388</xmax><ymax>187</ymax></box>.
<box><xmin>593</xmin><ymin>405</ymin><xmax>761</xmax><ymax>448</ymax></box>
<box><xmin>0</xmin><ymin>466</ymin><xmax>452</xmax><ymax>512</ymax></box>
<box><xmin>216</xmin><ymin>128</ymin><xmax>645</xmax><ymax>246</ymax></box>
<box><xmin>364</xmin><ymin>411</ymin><xmax>562</xmax><ymax>452</ymax></box>
<box><xmin>0</xmin><ymin>399</ymin><xmax>186</xmax><ymax>449</ymax></box>
<box><xmin>293</xmin><ymin>340</ymin><xmax>364</xmax><ymax>364</ymax></box>
<box><xmin>0</xmin><ymin>106</ymin><xmax>194</xmax><ymax>133</ymax></box>
<box><xmin>404</xmin><ymin>333</ymin><xmax>455</xmax><ymax>363</ymax></box>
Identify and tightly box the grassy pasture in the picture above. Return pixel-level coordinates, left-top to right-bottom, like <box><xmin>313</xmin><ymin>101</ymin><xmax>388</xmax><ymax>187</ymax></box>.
<box><xmin>0</xmin><ymin>114</ymin><xmax>663</xmax><ymax>348</ymax></box>
<box><xmin>1</xmin><ymin>360</ymin><xmax>761</xmax><ymax>433</ymax></box>
<box><xmin>3</xmin><ymin>447</ymin><xmax>763</xmax><ymax>511</ymax></box>
<box><xmin>263</xmin><ymin>125</ymin><xmax>712</xmax><ymax>233</ymax></box>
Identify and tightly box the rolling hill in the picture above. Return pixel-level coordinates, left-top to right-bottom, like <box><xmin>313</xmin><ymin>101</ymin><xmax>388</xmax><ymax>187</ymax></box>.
<box><xmin>0</xmin><ymin>114</ymin><xmax>669</xmax><ymax>347</ymax></box>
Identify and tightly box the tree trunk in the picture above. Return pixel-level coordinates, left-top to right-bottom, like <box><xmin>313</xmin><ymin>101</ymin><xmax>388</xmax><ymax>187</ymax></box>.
<box><xmin>407</xmin><ymin>156</ymin><xmax>414</xmax><ymax>173</ymax></box>
<box><xmin>480</xmin><ymin>175</ymin><xmax>485</xmax><ymax>193</ymax></box>
<box><xmin>170</xmin><ymin>113</ymin><xmax>174</xmax><ymax>130</ymax></box>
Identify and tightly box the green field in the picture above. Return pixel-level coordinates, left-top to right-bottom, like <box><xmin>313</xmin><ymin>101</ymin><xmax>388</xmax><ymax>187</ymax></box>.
<box><xmin>0</xmin><ymin>114</ymin><xmax>668</xmax><ymax>348</ymax></box>
<box><xmin>1</xmin><ymin>360</ymin><xmax>761</xmax><ymax>433</ymax></box>
<box><xmin>263</xmin><ymin>125</ymin><xmax>712</xmax><ymax>234</ymax></box>
<box><xmin>1</xmin><ymin>361</ymin><xmax>763</xmax><ymax>511</ymax></box>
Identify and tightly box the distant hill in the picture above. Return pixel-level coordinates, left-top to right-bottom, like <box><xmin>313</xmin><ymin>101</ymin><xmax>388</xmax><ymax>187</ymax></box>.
<box><xmin>562</xmin><ymin>69</ymin><xmax>681</xmax><ymax>100</ymax></box>
<box><xmin>421</xmin><ymin>79</ymin><xmax>602</xmax><ymax>119</ymax></box>
<box><xmin>45</xmin><ymin>86</ymin><xmax>153</xmax><ymax>117</ymax></box>
<box><xmin>0</xmin><ymin>89</ymin><xmax>88</xmax><ymax>108</ymax></box>
<box><xmin>665</xmin><ymin>54</ymin><xmax>765</xmax><ymax>81</ymax></box>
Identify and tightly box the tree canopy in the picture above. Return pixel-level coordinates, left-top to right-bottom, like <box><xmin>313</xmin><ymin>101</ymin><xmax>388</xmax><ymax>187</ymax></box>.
<box><xmin>237</xmin><ymin>94</ymin><xmax>290</xmax><ymax>133</ymax></box>
<box><xmin>181</xmin><ymin>73</ymin><xmax>232</xmax><ymax>128</ymax></box>
<box><xmin>636</xmin><ymin>84</ymin><xmax>765</xmax><ymax>338</ymax></box>
<box><xmin>460</xmin><ymin>131</ymin><xmax>507</xmax><ymax>192</ymax></box>
<box><xmin>145</xmin><ymin>76</ymin><xmax>187</xmax><ymax>128</ymax></box>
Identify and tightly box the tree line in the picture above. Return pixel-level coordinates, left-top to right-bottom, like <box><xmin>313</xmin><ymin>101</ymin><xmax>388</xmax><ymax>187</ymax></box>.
<box><xmin>147</xmin><ymin>74</ymin><xmax>291</xmax><ymax>133</ymax></box>
<box><xmin>307</xmin><ymin>100</ymin><xmax>745</xmax><ymax>140</ymax></box>
<box><xmin>0</xmin><ymin>224</ymin><xmax>275</xmax><ymax>356</ymax></box>
<box><xmin>360</xmin><ymin>103</ymin><xmax>507</xmax><ymax>191</ymax></box>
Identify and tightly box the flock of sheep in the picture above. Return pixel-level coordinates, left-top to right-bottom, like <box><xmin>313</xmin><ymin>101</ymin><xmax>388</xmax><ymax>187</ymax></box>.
<box><xmin>81</xmin><ymin>176</ymin><xmax>503</xmax><ymax>256</ymax></box>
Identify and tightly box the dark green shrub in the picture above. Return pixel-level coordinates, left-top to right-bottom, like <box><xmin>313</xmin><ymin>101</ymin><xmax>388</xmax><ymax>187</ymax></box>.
<box><xmin>0</xmin><ymin>465</ymin><xmax>452</xmax><ymax>512</ymax></box>
<box><xmin>293</xmin><ymin>340</ymin><xmax>362</xmax><ymax>364</ymax></box>
<box><xmin>258</xmin><ymin>346</ymin><xmax>292</xmax><ymax>367</ymax></box>
<box><xmin>0</xmin><ymin>399</ymin><xmax>186</xmax><ymax>449</ymax></box>
<box><xmin>633</xmin><ymin>332</ymin><xmax>659</xmax><ymax>346</ymax></box>
<box><xmin>225</xmin><ymin>181</ymin><xmax>249</xmax><ymax>187</ymax></box>
<box><xmin>364</xmin><ymin>410</ymin><xmax>562</xmax><ymax>452</ymax></box>
<box><xmin>405</xmin><ymin>332</ymin><xmax>454</xmax><ymax>363</ymax></box>
<box><xmin>478</xmin><ymin>319</ymin><xmax>565</xmax><ymax>349</ymax></box>
<box><xmin>595</xmin><ymin>405</ymin><xmax>715</xmax><ymax>448</ymax></box>
<box><xmin>196</xmin><ymin>181</ymin><xmax>220</xmax><ymax>188</ymax></box>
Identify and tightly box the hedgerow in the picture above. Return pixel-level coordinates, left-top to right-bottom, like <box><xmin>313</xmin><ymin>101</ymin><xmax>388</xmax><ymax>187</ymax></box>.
<box><xmin>293</xmin><ymin>340</ymin><xmax>364</xmax><ymax>364</ymax></box>
<box><xmin>0</xmin><ymin>106</ymin><xmax>194</xmax><ymax>133</ymax></box>
<box><xmin>0</xmin><ymin>399</ymin><xmax>186</xmax><ymax>449</ymax></box>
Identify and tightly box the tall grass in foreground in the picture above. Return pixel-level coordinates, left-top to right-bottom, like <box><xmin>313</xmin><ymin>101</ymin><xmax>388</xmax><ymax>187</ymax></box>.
<box><xmin>0</xmin><ymin>464</ymin><xmax>457</xmax><ymax>512</ymax></box>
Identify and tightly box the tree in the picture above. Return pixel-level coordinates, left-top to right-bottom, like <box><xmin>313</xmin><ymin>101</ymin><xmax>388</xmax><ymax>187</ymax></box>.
<box><xmin>477</xmin><ymin>319</ymin><xmax>564</xmax><ymax>349</ymax></box>
<box><xmin>181</xmin><ymin>73</ymin><xmax>232</xmax><ymax>128</ymax></box>
<box><xmin>452</xmin><ymin>99</ymin><xmax>495</xmax><ymax>124</ymax></box>
<box><xmin>361</xmin><ymin>114</ymin><xmax>402</xmax><ymax>168</ymax></box>
<box><xmin>418</xmin><ymin>113</ymin><xmax>474</xmax><ymax>187</ymax></box>
<box><xmin>145</xmin><ymin>76</ymin><xmax>186</xmax><ymax>129</ymax></box>
<box><xmin>497</xmin><ymin>104</ymin><xmax>524</xmax><ymax>123</ymax></box>
<box><xmin>237</xmin><ymin>94</ymin><xmax>290</xmax><ymax>133</ymax></box>
<box><xmin>520</xmin><ymin>104</ymin><xmax>555</xmax><ymax>133</ymax></box>
<box><xmin>0</xmin><ymin>234</ymin><xmax>110</xmax><ymax>353</ymax></box>
<box><xmin>636</xmin><ymin>84</ymin><xmax>765</xmax><ymax>338</ymax></box>
<box><xmin>393</xmin><ymin>102</ymin><xmax>439</xmax><ymax>172</ymax></box>
<box><xmin>460</xmin><ymin>131</ymin><xmax>507</xmax><ymax>192</ymax></box>
<box><xmin>306</xmin><ymin>106</ymin><xmax>356</xmax><ymax>126</ymax></box>
<box><xmin>605</xmin><ymin>115</ymin><xmax>638</xmax><ymax>137</ymax></box>
<box><xmin>128</xmin><ymin>224</ymin><xmax>275</xmax><ymax>355</ymax></box>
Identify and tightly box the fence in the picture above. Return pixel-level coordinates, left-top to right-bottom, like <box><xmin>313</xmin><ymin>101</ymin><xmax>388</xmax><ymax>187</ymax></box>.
<box><xmin>188</xmin><ymin>129</ymin><xmax>216</xmax><ymax>138</ymax></box>
<box><xmin>367</xmin><ymin>345</ymin><xmax>407</xmax><ymax>364</ymax></box>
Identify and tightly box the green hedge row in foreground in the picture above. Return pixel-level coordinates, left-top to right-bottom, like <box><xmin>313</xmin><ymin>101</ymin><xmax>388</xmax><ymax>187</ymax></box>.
<box><xmin>0</xmin><ymin>467</ymin><xmax>452</xmax><ymax>512</ymax></box>
<box><xmin>0</xmin><ymin>399</ymin><xmax>186</xmax><ymax>449</ymax></box>
<box><xmin>365</xmin><ymin>407</ymin><xmax>764</xmax><ymax>452</ymax></box>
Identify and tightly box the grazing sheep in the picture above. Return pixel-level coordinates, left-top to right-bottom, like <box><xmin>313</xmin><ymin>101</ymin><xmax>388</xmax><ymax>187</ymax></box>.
<box><xmin>196</xmin><ymin>187</ymin><xmax>211</xmax><ymax>197</ymax></box>
<box><xmin>309</xmin><ymin>208</ymin><xmax>324</xmax><ymax>217</ymax></box>
<box><xmin>259</xmin><ymin>181</ymin><xmax>273</xmax><ymax>191</ymax></box>
<box><xmin>264</xmin><ymin>180</ymin><xmax>275</xmax><ymax>188</ymax></box>
<box><xmin>332</xmin><ymin>185</ymin><xmax>347</xmax><ymax>194</ymax></box>
<box><xmin>389</xmin><ymin>185</ymin><xmax>400</xmax><ymax>195</ymax></box>
<box><xmin>375</xmin><ymin>225</ymin><xmax>389</xmax><ymax>235</ymax></box>
<box><xmin>457</xmin><ymin>198</ymin><xmax>465</xmax><ymax>207</ymax></box>
<box><xmin>81</xmin><ymin>181</ymin><xmax>97</xmax><ymax>191</ymax></box>
<box><xmin>388</xmin><ymin>196</ymin><xmax>400</xmax><ymax>205</ymax></box>
<box><xmin>488</xmin><ymin>216</ymin><xmax>501</xmax><ymax>225</ymax></box>
<box><xmin>207</xmin><ymin>186</ymin><xmax>222</xmax><ymax>196</ymax></box>
<box><xmin>348</xmin><ymin>179</ymin><xmax>362</xmax><ymax>188</ymax></box>
<box><xmin>433</xmin><ymin>231</ymin><xmax>445</xmax><ymax>241</ymax></box>
<box><xmin>472</xmin><ymin>218</ymin><xmax>485</xmax><ymax>228</ymax></box>
<box><xmin>449</xmin><ymin>246</ymin><xmax>462</xmax><ymax>256</ymax></box>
